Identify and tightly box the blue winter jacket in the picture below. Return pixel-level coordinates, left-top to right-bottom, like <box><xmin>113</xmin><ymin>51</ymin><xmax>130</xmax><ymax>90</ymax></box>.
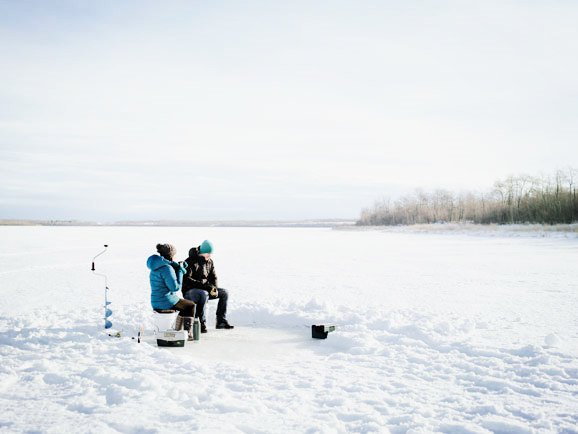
<box><xmin>147</xmin><ymin>254</ymin><xmax>185</xmax><ymax>310</ymax></box>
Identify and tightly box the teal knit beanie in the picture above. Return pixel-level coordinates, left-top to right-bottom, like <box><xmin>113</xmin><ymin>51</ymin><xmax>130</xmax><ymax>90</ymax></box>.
<box><xmin>199</xmin><ymin>240</ymin><xmax>214</xmax><ymax>254</ymax></box>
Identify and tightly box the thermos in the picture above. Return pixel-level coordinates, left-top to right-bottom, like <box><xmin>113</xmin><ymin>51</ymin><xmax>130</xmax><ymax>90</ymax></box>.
<box><xmin>193</xmin><ymin>318</ymin><xmax>200</xmax><ymax>341</ymax></box>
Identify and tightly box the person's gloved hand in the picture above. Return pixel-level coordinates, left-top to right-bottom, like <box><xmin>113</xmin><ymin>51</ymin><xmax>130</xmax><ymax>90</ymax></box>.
<box><xmin>209</xmin><ymin>286</ymin><xmax>218</xmax><ymax>298</ymax></box>
<box><xmin>170</xmin><ymin>261</ymin><xmax>184</xmax><ymax>273</ymax></box>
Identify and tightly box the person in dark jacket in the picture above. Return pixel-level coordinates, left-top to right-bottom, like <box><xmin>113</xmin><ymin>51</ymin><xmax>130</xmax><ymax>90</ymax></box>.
<box><xmin>147</xmin><ymin>243</ymin><xmax>196</xmax><ymax>339</ymax></box>
<box><xmin>182</xmin><ymin>240</ymin><xmax>233</xmax><ymax>332</ymax></box>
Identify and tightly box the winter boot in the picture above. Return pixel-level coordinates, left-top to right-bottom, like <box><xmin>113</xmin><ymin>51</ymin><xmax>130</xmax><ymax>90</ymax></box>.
<box><xmin>216</xmin><ymin>318</ymin><xmax>234</xmax><ymax>329</ymax></box>
<box><xmin>174</xmin><ymin>315</ymin><xmax>184</xmax><ymax>331</ymax></box>
<box><xmin>183</xmin><ymin>317</ymin><xmax>194</xmax><ymax>341</ymax></box>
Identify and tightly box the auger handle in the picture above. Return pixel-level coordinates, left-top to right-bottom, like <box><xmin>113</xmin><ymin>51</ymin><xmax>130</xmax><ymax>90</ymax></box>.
<box><xmin>91</xmin><ymin>245</ymin><xmax>108</xmax><ymax>271</ymax></box>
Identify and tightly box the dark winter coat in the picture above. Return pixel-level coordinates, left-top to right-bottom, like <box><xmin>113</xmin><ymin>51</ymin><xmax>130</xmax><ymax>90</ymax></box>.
<box><xmin>147</xmin><ymin>254</ymin><xmax>185</xmax><ymax>309</ymax></box>
<box><xmin>182</xmin><ymin>247</ymin><xmax>218</xmax><ymax>295</ymax></box>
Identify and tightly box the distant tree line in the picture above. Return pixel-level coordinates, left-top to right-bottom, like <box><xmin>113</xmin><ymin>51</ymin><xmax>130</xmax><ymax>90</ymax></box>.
<box><xmin>358</xmin><ymin>169</ymin><xmax>578</xmax><ymax>226</ymax></box>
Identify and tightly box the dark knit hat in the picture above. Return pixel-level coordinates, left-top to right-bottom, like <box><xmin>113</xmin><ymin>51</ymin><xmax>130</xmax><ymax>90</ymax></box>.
<box><xmin>156</xmin><ymin>243</ymin><xmax>176</xmax><ymax>260</ymax></box>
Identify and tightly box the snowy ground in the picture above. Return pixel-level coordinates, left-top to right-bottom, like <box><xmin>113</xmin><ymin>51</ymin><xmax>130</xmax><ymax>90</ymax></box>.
<box><xmin>0</xmin><ymin>226</ymin><xmax>577</xmax><ymax>433</ymax></box>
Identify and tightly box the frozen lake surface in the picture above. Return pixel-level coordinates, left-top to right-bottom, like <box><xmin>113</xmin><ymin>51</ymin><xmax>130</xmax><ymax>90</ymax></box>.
<box><xmin>0</xmin><ymin>226</ymin><xmax>577</xmax><ymax>433</ymax></box>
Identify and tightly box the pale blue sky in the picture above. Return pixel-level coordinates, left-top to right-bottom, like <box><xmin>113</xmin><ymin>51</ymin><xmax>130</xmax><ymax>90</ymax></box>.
<box><xmin>1</xmin><ymin>0</ymin><xmax>577</xmax><ymax>221</ymax></box>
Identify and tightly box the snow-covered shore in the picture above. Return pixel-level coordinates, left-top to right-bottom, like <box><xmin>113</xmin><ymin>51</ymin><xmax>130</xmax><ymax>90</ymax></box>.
<box><xmin>0</xmin><ymin>226</ymin><xmax>577</xmax><ymax>433</ymax></box>
<box><xmin>338</xmin><ymin>223</ymin><xmax>578</xmax><ymax>239</ymax></box>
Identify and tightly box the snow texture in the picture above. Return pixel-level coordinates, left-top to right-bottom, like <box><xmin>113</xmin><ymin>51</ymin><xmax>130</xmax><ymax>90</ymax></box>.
<box><xmin>0</xmin><ymin>226</ymin><xmax>577</xmax><ymax>433</ymax></box>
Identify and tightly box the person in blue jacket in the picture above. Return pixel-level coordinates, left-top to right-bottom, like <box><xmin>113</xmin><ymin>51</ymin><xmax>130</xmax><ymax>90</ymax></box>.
<box><xmin>147</xmin><ymin>243</ymin><xmax>196</xmax><ymax>338</ymax></box>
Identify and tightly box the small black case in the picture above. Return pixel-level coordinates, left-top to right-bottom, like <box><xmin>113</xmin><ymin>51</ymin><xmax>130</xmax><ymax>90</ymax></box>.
<box><xmin>312</xmin><ymin>324</ymin><xmax>336</xmax><ymax>339</ymax></box>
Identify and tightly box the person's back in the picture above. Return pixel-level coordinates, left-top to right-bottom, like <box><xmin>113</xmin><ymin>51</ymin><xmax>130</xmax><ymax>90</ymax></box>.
<box><xmin>147</xmin><ymin>254</ymin><xmax>180</xmax><ymax>310</ymax></box>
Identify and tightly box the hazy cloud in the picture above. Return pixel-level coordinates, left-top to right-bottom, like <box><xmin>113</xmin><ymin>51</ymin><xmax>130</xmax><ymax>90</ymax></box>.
<box><xmin>1</xmin><ymin>0</ymin><xmax>577</xmax><ymax>220</ymax></box>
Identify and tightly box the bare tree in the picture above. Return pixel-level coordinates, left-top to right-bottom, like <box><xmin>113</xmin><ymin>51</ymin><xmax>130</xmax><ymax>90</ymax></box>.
<box><xmin>358</xmin><ymin>169</ymin><xmax>578</xmax><ymax>226</ymax></box>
